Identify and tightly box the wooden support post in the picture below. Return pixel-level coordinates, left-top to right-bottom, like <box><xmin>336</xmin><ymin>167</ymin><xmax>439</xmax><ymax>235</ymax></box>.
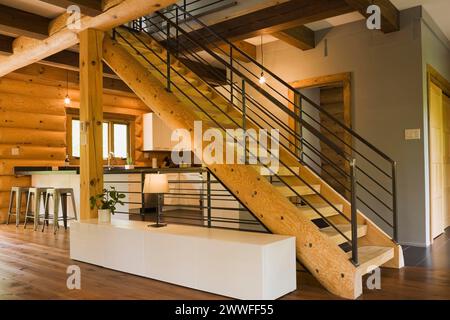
<box><xmin>79</xmin><ymin>29</ymin><xmax>104</xmax><ymax>220</ymax></box>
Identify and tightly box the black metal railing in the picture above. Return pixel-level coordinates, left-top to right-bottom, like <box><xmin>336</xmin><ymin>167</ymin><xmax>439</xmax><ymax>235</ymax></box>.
<box><xmin>109</xmin><ymin>167</ymin><xmax>267</xmax><ymax>232</ymax></box>
<box><xmin>111</xmin><ymin>4</ymin><xmax>399</xmax><ymax>264</ymax></box>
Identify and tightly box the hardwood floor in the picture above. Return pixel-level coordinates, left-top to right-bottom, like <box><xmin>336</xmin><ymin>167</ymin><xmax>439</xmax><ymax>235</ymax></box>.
<box><xmin>0</xmin><ymin>224</ymin><xmax>449</xmax><ymax>300</ymax></box>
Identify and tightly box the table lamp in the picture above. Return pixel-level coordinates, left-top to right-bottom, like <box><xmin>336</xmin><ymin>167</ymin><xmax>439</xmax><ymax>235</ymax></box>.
<box><xmin>143</xmin><ymin>173</ymin><xmax>169</xmax><ymax>228</ymax></box>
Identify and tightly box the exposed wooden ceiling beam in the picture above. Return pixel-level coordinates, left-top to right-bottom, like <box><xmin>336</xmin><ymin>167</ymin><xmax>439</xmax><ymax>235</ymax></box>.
<box><xmin>343</xmin><ymin>0</ymin><xmax>399</xmax><ymax>33</ymax></box>
<box><xmin>0</xmin><ymin>0</ymin><xmax>178</xmax><ymax>77</ymax></box>
<box><xmin>38</xmin><ymin>0</ymin><xmax>103</xmax><ymax>16</ymax></box>
<box><xmin>0</xmin><ymin>35</ymin><xmax>14</xmax><ymax>55</ymax></box>
<box><xmin>39</xmin><ymin>50</ymin><xmax>118</xmax><ymax>78</ymax></box>
<box><xmin>179</xmin><ymin>0</ymin><xmax>352</xmax><ymax>52</ymax></box>
<box><xmin>213</xmin><ymin>40</ymin><xmax>257</xmax><ymax>63</ymax></box>
<box><xmin>0</xmin><ymin>4</ymin><xmax>50</xmax><ymax>39</ymax></box>
<box><xmin>9</xmin><ymin>63</ymin><xmax>132</xmax><ymax>93</ymax></box>
<box><xmin>273</xmin><ymin>26</ymin><xmax>315</xmax><ymax>51</ymax></box>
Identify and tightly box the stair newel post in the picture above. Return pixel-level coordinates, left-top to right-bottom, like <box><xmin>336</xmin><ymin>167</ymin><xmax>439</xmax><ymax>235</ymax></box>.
<box><xmin>392</xmin><ymin>161</ymin><xmax>398</xmax><ymax>242</ymax></box>
<box><xmin>207</xmin><ymin>170</ymin><xmax>212</xmax><ymax>228</ymax></box>
<box><xmin>350</xmin><ymin>158</ymin><xmax>359</xmax><ymax>265</ymax></box>
<box><xmin>166</xmin><ymin>19</ymin><xmax>171</xmax><ymax>92</ymax></box>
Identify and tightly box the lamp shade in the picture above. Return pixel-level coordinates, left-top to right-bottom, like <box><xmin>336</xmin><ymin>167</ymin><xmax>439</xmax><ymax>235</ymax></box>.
<box><xmin>143</xmin><ymin>173</ymin><xmax>169</xmax><ymax>194</ymax></box>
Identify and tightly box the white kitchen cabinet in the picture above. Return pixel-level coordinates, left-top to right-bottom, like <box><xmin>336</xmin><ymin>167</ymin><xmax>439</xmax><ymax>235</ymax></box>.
<box><xmin>178</xmin><ymin>172</ymin><xmax>203</xmax><ymax>207</ymax></box>
<box><xmin>163</xmin><ymin>173</ymin><xmax>181</xmax><ymax>210</ymax></box>
<box><xmin>104</xmin><ymin>174</ymin><xmax>142</xmax><ymax>214</ymax></box>
<box><xmin>143</xmin><ymin>113</ymin><xmax>174</xmax><ymax>151</ymax></box>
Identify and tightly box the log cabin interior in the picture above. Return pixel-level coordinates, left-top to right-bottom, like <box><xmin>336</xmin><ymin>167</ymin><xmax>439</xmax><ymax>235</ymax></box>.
<box><xmin>0</xmin><ymin>0</ymin><xmax>449</xmax><ymax>303</ymax></box>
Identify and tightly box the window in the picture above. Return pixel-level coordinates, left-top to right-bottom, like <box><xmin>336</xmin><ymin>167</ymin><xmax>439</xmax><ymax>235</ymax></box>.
<box><xmin>67</xmin><ymin>112</ymin><xmax>134</xmax><ymax>162</ymax></box>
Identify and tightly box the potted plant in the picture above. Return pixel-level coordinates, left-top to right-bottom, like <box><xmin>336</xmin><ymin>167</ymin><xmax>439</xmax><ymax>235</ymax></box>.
<box><xmin>125</xmin><ymin>154</ymin><xmax>135</xmax><ymax>170</ymax></box>
<box><xmin>90</xmin><ymin>187</ymin><xmax>126</xmax><ymax>223</ymax></box>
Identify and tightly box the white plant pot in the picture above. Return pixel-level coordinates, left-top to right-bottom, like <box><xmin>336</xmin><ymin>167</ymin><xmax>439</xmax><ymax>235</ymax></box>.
<box><xmin>98</xmin><ymin>209</ymin><xmax>111</xmax><ymax>223</ymax></box>
<box><xmin>125</xmin><ymin>165</ymin><xmax>135</xmax><ymax>170</ymax></box>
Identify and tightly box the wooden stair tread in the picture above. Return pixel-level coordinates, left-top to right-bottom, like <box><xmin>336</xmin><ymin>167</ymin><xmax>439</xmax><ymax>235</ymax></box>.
<box><xmin>298</xmin><ymin>203</ymin><xmax>343</xmax><ymax>220</ymax></box>
<box><xmin>320</xmin><ymin>224</ymin><xmax>367</xmax><ymax>245</ymax></box>
<box><xmin>275</xmin><ymin>184</ymin><xmax>320</xmax><ymax>197</ymax></box>
<box><xmin>350</xmin><ymin>246</ymin><xmax>395</xmax><ymax>275</ymax></box>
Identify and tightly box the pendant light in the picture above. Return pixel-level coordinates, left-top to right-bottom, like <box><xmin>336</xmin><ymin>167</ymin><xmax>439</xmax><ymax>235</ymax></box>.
<box><xmin>258</xmin><ymin>35</ymin><xmax>266</xmax><ymax>85</ymax></box>
<box><xmin>64</xmin><ymin>70</ymin><xmax>71</xmax><ymax>106</ymax></box>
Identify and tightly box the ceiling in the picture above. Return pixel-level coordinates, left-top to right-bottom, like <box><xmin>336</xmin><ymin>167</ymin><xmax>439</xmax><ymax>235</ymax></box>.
<box><xmin>244</xmin><ymin>0</ymin><xmax>450</xmax><ymax>45</ymax></box>
<box><xmin>392</xmin><ymin>0</ymin><xmax>450</xmax><ymax>40</ymax></box>
<box><xmin>0</xmin><ymin>1</ymin><xmax>448</xmax><ymax>44</ymax></box>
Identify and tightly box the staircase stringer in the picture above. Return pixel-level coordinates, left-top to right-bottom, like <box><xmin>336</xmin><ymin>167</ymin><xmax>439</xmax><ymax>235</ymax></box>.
<box><xmin>102</xmin><ymin>35</ymin><xmax>364</xmax><ymax>299</ymax></box>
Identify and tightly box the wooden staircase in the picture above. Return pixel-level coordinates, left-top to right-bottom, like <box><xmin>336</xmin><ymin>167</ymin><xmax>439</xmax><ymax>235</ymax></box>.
<box><xmin>102</xmin><ymin>27</ymin><xmax>404</xmax><ymax>299</ymax></box>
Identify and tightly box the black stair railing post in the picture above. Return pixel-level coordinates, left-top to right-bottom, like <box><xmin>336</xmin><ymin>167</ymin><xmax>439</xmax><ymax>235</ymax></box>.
<box><xmin>175</xmin><ymin>7</ymin><xmax>179</xmax><ymax>57</ymax></box>
<box><xmin>230</xmin><ymin>46</ymin><xmax>234</xmax><ymax>106</ymax></box>
<box><xmin>392</xmin><ymin>161</ymin><xmax>398</xmax><ymax>242</ymax></box>
<box><xmin>242</xmin><ymin>79</ymin><xmax>247</xmax><ymax>164</ymax></box>
<box><xmin>166</xmin><ymin>19</ymin><xmax>171</xmax><ymax>92</ymax></box>
<box><xmin>350</xmin><ymin>158</ymin><xmax>358</xmax><ymax>265</ymax></box>
<box><xmin>298</xmin><ymin>94</ymin><xmax>304</xmax><ymax>163</ymax></box>
<box><xmin>207</xmin><ymin>170</ymin><xmax>212</xmax><ymax>228</ymax></box>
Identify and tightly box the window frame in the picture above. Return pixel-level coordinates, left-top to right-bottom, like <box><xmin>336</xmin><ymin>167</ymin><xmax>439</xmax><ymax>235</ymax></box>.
<box><xmin>66</xmin><ymin>108</ymin><xmax>136</xmax><ymax>165</ymax></box>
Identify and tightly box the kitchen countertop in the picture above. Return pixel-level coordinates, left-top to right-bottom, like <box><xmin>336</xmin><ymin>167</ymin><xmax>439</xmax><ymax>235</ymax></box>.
<box><xmin>14</xmin><ymin>166</ymin><xmax>204</xmax><ymax>176</ymax></box>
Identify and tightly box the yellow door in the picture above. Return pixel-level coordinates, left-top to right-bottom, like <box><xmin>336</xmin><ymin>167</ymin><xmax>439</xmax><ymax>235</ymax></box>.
<box><xmin>429</xmin><ymin>81</ymin><xmax>445</xmax><ymax>239</ymax></box>
<box><xmin>444</xmin><ymin>93</ymin><xmax>450</xmax><ymax>229</ymax></box>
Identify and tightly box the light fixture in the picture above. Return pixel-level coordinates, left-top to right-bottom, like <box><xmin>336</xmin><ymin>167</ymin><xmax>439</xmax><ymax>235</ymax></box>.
<box><xmin>143</xmin><ymin>173</ymin><xmax>169</xmax><ymax>228</ymax></box>
<box><xmin>258</xmin><ymin>35</ymin><xmax>266</xmax><ymax>85</ymax></box>
<box><xmin>64</xmin><ymin>70</ymin><xmax>71</xmax><ymax>106</ymax></box>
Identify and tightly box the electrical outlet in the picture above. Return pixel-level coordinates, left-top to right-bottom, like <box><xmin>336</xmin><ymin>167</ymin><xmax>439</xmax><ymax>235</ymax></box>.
<box><xmin>11</xmin><ymin>147</ymin><xmax>20</xmax><ymax>156</ymax></box>
<box><xmin>405</xmin><ymin>129</ymin><xmax>421</xmax><ymax>140</ymax></box>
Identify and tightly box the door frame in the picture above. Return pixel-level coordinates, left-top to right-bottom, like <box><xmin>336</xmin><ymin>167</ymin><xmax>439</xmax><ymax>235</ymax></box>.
<box><xmin>288</xmin><ymin>72</ymin><xmax>352</xmax><ymax>152</ymax></box>
<box><xmin>287</xmin><ymin>72</ymin><xmax>352</xmax><ymax>174</ymax></box>
<box><xmin>427</xmin><ymin>65</ymin><xmax>450</xmax><ymax>243</ymax></box>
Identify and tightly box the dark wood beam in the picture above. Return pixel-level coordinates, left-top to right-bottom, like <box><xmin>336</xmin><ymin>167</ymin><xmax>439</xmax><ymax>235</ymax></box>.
<box><xmin>0</xmin><ymin>4</ymin><xmax>50</xmax><ymax>39</ymax></box>
<box><xmin>344</xmin><ymin>0</ymin><xmax>399</xmax><ymax>33</ymax></box>
<box><xmin>0</xmin><ymin>34</ymin><xmax>14</xmax><ymax>55</ymax></box>
<box><xmin>38</xmin><ymin>0</ymin><xmax>103</xmax><ymax>17</ymax></box>
<box><xmin>178</xmin><ymin>0</ymin><xmax>352</xmax><ymax>52</ymax></box>
<box><xmin>273</xmin><ymin>26</ymin><xmax>315</xmax><ymax>50</ymax></box>
<box><xmin>39</xmin><ymin>50</ymin><xmax>117</xmax><ymax>78</ymax></box>
<box><xmin>178</xmin><ymin>58</ymin><xmax>226</xmax><ymax>86</ymax></box>
<box><xmin>10</xmin><ymin>63</ymin><xmax>132</xmax><ymax>93</ymax></box>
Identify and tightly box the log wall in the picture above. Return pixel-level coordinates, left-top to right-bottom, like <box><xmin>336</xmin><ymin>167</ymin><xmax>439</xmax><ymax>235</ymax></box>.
<box><xmin>0</xmin><ymin>76</ymin><xmax>151</xmax><ymax>223</ymax></box>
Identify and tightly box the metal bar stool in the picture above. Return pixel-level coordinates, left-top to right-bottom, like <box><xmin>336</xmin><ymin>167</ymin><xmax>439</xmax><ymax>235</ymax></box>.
<box><xmin>24</xmin><ymin>187</ymin><xmax>50</xmax><ymax>230</ymax></box>
<box><xmin>6</xmin><ymin>187</ymin><xmax>29</xmax><ymax>226</ymax></box>
<box><xmin>42</xmin><ymin>188</ymin><xmax>78</xmax><ymax>234</ymax></box>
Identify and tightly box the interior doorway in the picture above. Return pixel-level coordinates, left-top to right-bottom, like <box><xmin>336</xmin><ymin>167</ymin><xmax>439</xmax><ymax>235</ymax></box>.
<box><xmin>288</xmin><ymin>73</ymin><xmax>352</xmax><ymax>197</ymax></box>
<box><xmin>428</xmin><ymin>65</ymin><xmax>450</xmax><ymax>242</ymax></box>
